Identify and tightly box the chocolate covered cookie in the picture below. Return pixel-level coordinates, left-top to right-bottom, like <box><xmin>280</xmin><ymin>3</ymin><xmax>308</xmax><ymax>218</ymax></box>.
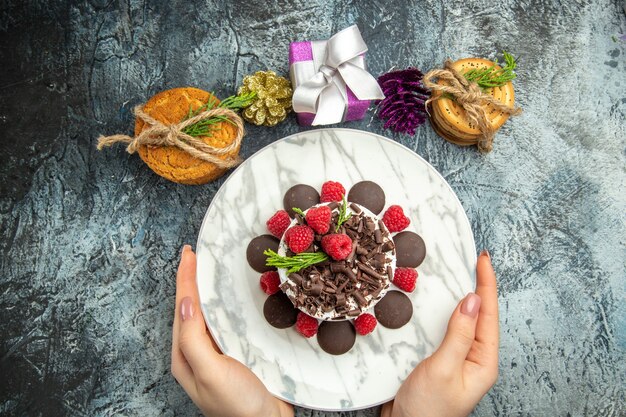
<box><xmin>347</xmin><ymin>181</ymin><xmax>386</xmax><ymax>215</ymax></box>
<box><xmin>317</xmin><ymin>321</ymin><xmax>356</xmax><ymax>355</ymax></box>
<box><xmin>393</xmin><ymin>231</ymin><xmax>426</xmax><ymax>268</ymax></box>
<box><xmin>247</xmin><ymin>234</ymin><xmax>280</xmax><ymax>272</ymax></box>
<box><xmin>374</xmin><ymin>291</ymin><xmax>413</xmax><ymax>329</ymax></box>
<box><xmin>263</xmin><ymin>292</ymin><xmax>299</xmax><ymax>329</ymax></box>
<box><xmin>283</xmin><ymin>184</ymin><xmax>320</xmax><ymax>218</ymax></box>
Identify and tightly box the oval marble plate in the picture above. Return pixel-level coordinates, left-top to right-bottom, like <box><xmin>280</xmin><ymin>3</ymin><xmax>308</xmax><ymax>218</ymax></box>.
<box><xmin>196</xmin><ymin>128</ymin><xmax>475</xmax><ymax>411</ymax></box>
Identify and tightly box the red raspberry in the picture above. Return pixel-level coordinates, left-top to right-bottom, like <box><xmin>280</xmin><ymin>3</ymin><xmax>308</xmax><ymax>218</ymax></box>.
<box><xmin>259</xmin><ymin>271</ymin><xmax>281</xmax><ymax>295</ymax></box>
<box><xmin>382</xmin><ymin>205</ymin><xmax>411</xmax><ymax>232</ymax></box>
<box><xmin>285</xmin><ymin>225</ymin><xmax>314</xmax><ymax>253</ymax></box>
<box><xmin>320</xmin><ymin>181</ymin><xmax>346</xmax><ymax>202</ymax></box>
<box><xmin>295</xmin><ymin>312</ymin><xmax>319</xmax><ymax>338</ymax></box>
<box><xmin>305</xmin><ymin>205</ymin><xmax>332</xmax><ymax>234</ymax></box>
<box><xmin>266</xmin><ymin>210</ymin><xmax>291</xmax><ymax>238</ymax></box>
<box><xmin>321</xmin><ymin>233</ymin><xmax>352</xmax><ymax>260</ymax></box>
<box><xmin>393</xmin><ymin>267</ymin><xmax>418</xmax><ymax>292</ymax></box>
<box><xmin>354</xmin><ymin>313</ymin><xmax>377</xmax><ymax>335</ymax></box>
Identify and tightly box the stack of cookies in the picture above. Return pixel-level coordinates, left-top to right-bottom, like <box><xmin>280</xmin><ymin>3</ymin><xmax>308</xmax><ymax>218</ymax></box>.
<box><xmin>428</xmin><ymin>58</ymin><xmax>516</xmax><ymax>147</ymax></box>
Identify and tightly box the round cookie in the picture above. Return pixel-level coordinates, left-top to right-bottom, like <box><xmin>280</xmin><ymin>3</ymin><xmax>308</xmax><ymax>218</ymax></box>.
<box><xmin>347</xmin><ymin>181</ymin><xmax>386</xmax><ymax>215</ymax></box>
<box><xmin>317</xmin><ymin>321</ymin><xmax>356</xmax><ymax>355</ymax></box>
<box><xmin>393</xmin><ymin>231</ymin><xmax>426</xmax><ymax>267</ymax></box>
<box><xmin>263</xmin><ymin>292</ymin><xmax>298</xmax><ymax>329</ymax></box>
<box><xmin>374</xmin><ymin>291</ymin><xmax>413</xmax><ymax>329</ymax></box>
<box><xmin>134</xmin><ymin>87</ymin><xmax>240</xmax><ymax>185</ymax></box>
<box><xmin>247</xmin><ymin>234</ymin><xmax>280</xmax><ymax>273</ymax></box>
<box><xmin>283</xmin><ymin>184</ymin><xmax>320</xmax><ymax>218</ymax></box>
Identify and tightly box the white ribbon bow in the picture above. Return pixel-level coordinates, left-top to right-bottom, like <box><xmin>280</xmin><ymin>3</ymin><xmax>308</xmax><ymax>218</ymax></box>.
<box><xmin>291</xmin><ymin>25</ymin><xmax>385</xmax><ymax>125</ymax></box>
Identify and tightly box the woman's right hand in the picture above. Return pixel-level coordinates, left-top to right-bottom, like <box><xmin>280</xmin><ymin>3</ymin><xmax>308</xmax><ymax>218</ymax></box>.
<box><xmin>381</xmin><ymin>250</ymin><xmax>499</xmax><ymax>417</ymax></box>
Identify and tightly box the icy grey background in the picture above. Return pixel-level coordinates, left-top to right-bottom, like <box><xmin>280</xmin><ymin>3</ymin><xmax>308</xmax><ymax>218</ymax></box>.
<box><xmin>1</xmin><ymin>1</ymin><xmax>625</xmax><ymax>416</ymax></box>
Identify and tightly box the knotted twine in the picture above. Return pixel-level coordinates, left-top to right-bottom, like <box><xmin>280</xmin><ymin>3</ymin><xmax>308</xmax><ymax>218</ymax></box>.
<box><xmin>97</xmin><ymin>105</ymin><xmax>245</xmax><ymax>169</ymax></box>
<box><xmin>422</xmin><ymin>60</ymin><xmax>522</xmax><ymax>153</ymax></box>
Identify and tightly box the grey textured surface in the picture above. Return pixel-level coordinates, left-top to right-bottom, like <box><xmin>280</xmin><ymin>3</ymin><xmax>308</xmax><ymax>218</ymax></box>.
<box><xmin>0</xmin><ymin>1</ymin><xmax>624</xmax><ymax>416</ymax></box>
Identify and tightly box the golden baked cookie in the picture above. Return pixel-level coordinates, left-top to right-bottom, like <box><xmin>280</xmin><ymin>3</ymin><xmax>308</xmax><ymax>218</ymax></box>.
<box><xmin>430</xmin><ymin>58</ymin><xmax>515</xmax><ymax>143</ymax></box>
<box><xmin>134</xmin><ymin>87</ymin><xmax>240</xmax><ymax>185</ymax></box>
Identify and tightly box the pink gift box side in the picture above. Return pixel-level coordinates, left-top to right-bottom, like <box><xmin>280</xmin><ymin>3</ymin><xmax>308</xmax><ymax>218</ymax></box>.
<box><xmin>289</xmin><ymin>41</ymin><xmax>370</xmax><ymax>126</ymax></box>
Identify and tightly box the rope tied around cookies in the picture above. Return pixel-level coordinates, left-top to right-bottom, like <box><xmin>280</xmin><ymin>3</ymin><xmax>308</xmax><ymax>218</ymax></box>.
<box><xmin>423</xmin><ymin>60</ymin><xmax>522</xmax><ymax>153</ymax></box>
<box><xmin>97</xmin><ymin>106</ymin><xmax>245</xmax><ymax>169</ymax></box>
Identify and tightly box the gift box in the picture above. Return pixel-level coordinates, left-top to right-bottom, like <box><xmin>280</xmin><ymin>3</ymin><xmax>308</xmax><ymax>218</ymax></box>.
<box><xmin>289</xmin><ymin>25</ymin><xmax>385</xmax><ymax>126</ymax></box>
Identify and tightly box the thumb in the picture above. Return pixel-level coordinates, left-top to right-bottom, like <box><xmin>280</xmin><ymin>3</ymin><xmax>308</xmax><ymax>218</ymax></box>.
<box><xmin>431</xmin><ymin>293</ymin><xmax>481</xmax><ymax>373</ymax></box>
<box><xmin>176</xmin><ymin>248</ymin><xmax>220</xmax><ymax>372</ymax></box>
<box><xmin>178</xmin><ymin>296</ymin><xmax>221</xmax><ymax>370</ymax></box>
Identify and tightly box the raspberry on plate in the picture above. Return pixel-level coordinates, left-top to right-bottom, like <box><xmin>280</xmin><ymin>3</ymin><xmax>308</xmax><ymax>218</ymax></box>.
<box><xmin>285</xmin><ymin>225</ymin><xmax>314</xmax><ymax>254</ymax></box>
<box><xmin>259</xmin><ymin>271</ymin><xmax>281</xmax><ymax>295</ymax></box>
<box><xmin>295</xmin><ymin>312</ymin><xmax>319</xmax><ymax>337</ymax></box>
<box><xmin>305</xmin><ymin>205</ymin><xmax>332</xmax><ymax>234</ymax></box>
<box><xmin>393</xmin><ymin>267</ymin><xmax>418</xmax><ymax>292</ymax></box>
<box><xmin>382</xmin><ymin>205</ymin><xmax>410</xmax><ymax>233</ymax></box>
<box><xmin>266</xmin><ymin>210</ymin><xmax>291</xmax><ymax>238</ymax></box>
<box><xmin>321</xmin><ymin>233</ymin><xmax>353</xmax><ymax>261</ymax></box>
<box><xmin>320</xmin><ymin>181</ymin><xmax>346</xmax><ymax>202</ymax></box>
<box><xmin>354</xmin><ymin>313</ymin><xmax>377</xmax><ymax>335</ymax></box>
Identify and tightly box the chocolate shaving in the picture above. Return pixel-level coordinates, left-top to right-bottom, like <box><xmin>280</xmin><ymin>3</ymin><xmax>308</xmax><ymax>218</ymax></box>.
<box><xmin>359</xmin><ymin>274</ymin><xmax>381</xmax><ymax>286</ymax></box>
<box><xmin>348</xmin><ymin>309</ymin><xmax>361</xmax><ymax>317</ymax></box>
<box><xmin>349</xmin><ymin>203</ymin><xmax>362</xmax><ymax>214</ymax></box>
<box><xmin>288</xmin><ymin>273</ymin><xmax>303</xmax><ymax>285</ymax></box>
<box><xmin>371</xmin><ymin>286</ymin><xmax>383</xmax><ymax>299</ymax></box>
<box><xmin>353</xmin><ymin>291</ymin><xmax>367</xmax><ymax>307</ymax></box>
<box><xmin>374</xmin><ymin>229</ymin><xmax>383</xmax><ymax>244</ymax></box>
<box><xmin>357</xmin><ymin>262</ymin><xmax>386</xmax><ymax>281</ymax></box>
<box><xmin>310</xmin><ymin>282</ymin><xmax>324</xmax><ymax>296</ymax></box>
<box><xmin>322</xmin><ymin>303</ymin><xmax>334</xmax><ymax>312</ymax></box>
<box><xmin>336</xmin><ymin>293</ymin><xmax>347</xmax><ymax>307</ymax></box>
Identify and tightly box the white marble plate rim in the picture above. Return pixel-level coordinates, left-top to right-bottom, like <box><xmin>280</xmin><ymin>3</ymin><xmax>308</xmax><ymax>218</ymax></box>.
<box><xmin>196</xmin><ymin>127</ymin><xmax>476</xmax><ymax>411</ymax></box>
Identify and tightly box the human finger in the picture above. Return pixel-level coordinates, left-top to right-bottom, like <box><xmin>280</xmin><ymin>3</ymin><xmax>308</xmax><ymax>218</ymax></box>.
<box><xmin>473</xmin><ymin>250</ymin><xmax>499</xmax><ymax>364</ymax></box>
<box><xmin>430</xmin><ymin>293</ymin><xmax>482</xmax><ymax>374</ymax></box>
<box><xmin>175</xmin><ymin>246</ymin><xmax>222</xmax><ymax>377</ymax></box>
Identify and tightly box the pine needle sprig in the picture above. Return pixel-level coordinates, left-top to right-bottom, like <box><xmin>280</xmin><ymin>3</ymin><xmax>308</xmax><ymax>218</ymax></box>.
<box><xmin>292</xmin><ymin>207</ymin><xmax>305</xmax><ymax>216</ymax></box>
<box><xmin>264</xmin><ymin>249</ymin><xmax>328</xmax><ymax>273</ymax></box>
<box><xmin>182</xmin><ymin>91</ymin><xmax>256</xmax><ymax>138</ymax></box>
<box><xmin>335</xmin><ymin>196</ymin><xmax>352</xmax><ymax>232</ymax></box>
<box><xmin>463</xmin><ymin>51</ymin><xmax>518</xmax><ymax>90</ymax></box>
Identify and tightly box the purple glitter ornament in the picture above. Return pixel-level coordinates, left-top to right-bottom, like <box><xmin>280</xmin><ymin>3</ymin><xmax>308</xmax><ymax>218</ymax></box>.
<box><xmin>376</xmin><ymin>68</ymin><xmax>430</xmax><ymax>135</ymax></box>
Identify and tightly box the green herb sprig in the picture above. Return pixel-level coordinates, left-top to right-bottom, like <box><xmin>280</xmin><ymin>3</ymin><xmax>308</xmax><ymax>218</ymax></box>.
<box><xmin>335</xmin><ymin>196</ymin><xmax>352</xmax><ymax>232</ymax></box>
<box><xmin>264</xmin><ymin>249</ymin><xmax>328</xmax><ymax>273</ymax></box>
<box><xmin>463</xmin><ymin>51</ymin><xmax>518</xmax><ymax>90</ymax></box>
<box><xmin>292</xmin><ymin>207</ymin><xmax>305</xmax><ymax>216</ymax></box>
<box><xmin>182</xmin><ymin>91</ymin><xmax>256</xmax><ymax>138</ymax></box>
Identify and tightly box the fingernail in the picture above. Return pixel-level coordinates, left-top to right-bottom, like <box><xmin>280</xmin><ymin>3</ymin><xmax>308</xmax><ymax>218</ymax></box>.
<box><xmin>480</xmin><ymin>249</ymin><xmax>490</xmax><ymax>260</ymax></box>
<box><xmin>180</xmin><ymin>297</ymin><xmax>194</xmax><ymax>321</ymax></box>
<box><xmin>181</xmin><ymin>244</ymin><xmax>191</xmax><ymax>257</ymax></box>
<box><xmin>461</xmin><ymin>293</ymin><xmax>481</xmax><ymax>318</ymax></box>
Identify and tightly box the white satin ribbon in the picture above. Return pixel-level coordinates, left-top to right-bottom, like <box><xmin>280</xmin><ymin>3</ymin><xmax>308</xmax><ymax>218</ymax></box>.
<box><xmin>291</xmin><ymin>25</ymin><xmax>385</xmax><ymax>125</ymax></box>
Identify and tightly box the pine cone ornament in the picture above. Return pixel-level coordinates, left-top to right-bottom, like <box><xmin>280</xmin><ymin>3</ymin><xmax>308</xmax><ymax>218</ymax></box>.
<box><xmin>238</xmin><ymin>71</ymin><xmax>292</xmax><ymax>126</ymax></box>
<box><xmin>376</xmin><ymin>68</ymin><xmax>430</xmax><ymax>135</ymax></box>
